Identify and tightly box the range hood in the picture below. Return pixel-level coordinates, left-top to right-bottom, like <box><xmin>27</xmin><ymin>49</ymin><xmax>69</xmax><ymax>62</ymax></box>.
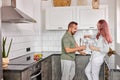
<box><xmin>1</xmin><ymin>0</ymin><xmax>36</xmax><ymax>23</ymax></box>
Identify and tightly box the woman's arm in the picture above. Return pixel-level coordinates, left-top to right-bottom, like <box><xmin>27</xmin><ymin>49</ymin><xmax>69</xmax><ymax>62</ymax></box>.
<box><xmin>89</xmin><ymin>45</ymin><xmax>100</xmax><ymax>52</ymax></box>
<box><xmin>89</xmin><ymin>44</ymin><xmax>109</xmax><ymax>53</ymax></box>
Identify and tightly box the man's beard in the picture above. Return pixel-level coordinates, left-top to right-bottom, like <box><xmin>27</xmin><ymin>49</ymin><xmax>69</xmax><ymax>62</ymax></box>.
<box><xmin>71</xmin><ymin>31</ymin><xmax>76</xmax><ymax>35</ymax></box>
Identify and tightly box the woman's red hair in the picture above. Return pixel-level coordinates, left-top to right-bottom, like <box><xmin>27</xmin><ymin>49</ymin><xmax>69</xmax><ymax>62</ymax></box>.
<box><xmin>96</xmin><ymin>19</ymin><xmax>112</xmax><ymax>43</ymax></box>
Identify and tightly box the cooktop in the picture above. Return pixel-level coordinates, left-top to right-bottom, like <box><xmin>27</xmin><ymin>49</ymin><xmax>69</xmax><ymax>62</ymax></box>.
<box><xmin>9</xmin><ymin>53</ymin><xmax>36</xmax><ymax>65</ymax></box>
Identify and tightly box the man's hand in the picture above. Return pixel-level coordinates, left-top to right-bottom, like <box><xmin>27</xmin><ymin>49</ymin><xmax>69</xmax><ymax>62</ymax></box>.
<box><xmin>76</xmin><ymin>45</ymin><xmax>86</xmax><ymax>52</ymax></box>
<box><xmin>80</xmin><ymin>45</ymin><xmax>86</xmax><ymax>51</ymax></box>
<box><xmin>79</xmin><ymin>51</ymin><xmax>86</xmax><ymax>55</ymax></box>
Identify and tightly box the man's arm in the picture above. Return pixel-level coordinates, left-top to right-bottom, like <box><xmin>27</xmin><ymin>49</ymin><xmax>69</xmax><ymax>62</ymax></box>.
<box><xmin>65</xmin><ymin>43</ymin><xmax>86</xmax><ymax>53</ymax></box>
<box><xmin>65</xmin><ymin>47</ymin><xmax>81</xmax><ymax>53</ymax></box>
<box><xmin>75</xmin><ymin>42</ymin><xmax>86</xmax><ymax>55</ymax></box>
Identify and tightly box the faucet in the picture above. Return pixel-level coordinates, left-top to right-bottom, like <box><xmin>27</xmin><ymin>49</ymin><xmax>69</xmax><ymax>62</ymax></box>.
<box><xmin>80</xmin><ymin>38</ymin><xmax>82</xmax><ymax>46</ymax></box>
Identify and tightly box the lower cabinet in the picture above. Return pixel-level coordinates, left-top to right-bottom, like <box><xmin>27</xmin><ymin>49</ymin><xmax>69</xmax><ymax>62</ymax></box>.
<box><xmin>74</xmin><ymin>55</ymin><xmax>106</xmax><ymax>80</ymax></box>
<box><xmin>74</xmin><ymin>55</ymin><xmax>90</xmax><ymax>80</ymax></box>
<box><xmin>3</xmin><ymin>68</ymin><xmax>31</xmax><ymax>80</ymax></box>
<box><xmin>109</xmin><ymin>69</ymin><xmax>120</xmax><ymax>80</ymax></box>
<box><xmin>41</xmin><ymin>56</ymin><xmax>52</xmax><ymax>80</ymax></box>
<box><xmin>41</xmin><ymin>54</ymin><xmax>106</xmax><ymax>80</ymax></box>
<box><xmin>41</xmin><ymin>55</ymin><xmax>61</xmax><ymax>80</ymax></box>
<box><xmin>3</xmin><ymin>62</ymin><xmax>41</xmax><ymax>80</ymax></box>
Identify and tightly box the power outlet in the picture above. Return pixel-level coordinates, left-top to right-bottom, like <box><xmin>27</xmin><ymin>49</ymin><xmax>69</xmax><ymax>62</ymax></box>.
<box><xmin>26</xmin><ymin>56</ymin><xmax>31</xmax><ymax>61</ymax></box>
<box><xmin>26</xmin><ymin>47</ymin><xmax>31</xmax><ymax>52</ymax></box>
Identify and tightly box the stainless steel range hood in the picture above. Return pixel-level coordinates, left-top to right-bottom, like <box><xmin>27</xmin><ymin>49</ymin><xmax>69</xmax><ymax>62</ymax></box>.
<box><xmin>1</xmin><ymin>0</ymin><xmax>36</xmax><ymax>23</ymax></box>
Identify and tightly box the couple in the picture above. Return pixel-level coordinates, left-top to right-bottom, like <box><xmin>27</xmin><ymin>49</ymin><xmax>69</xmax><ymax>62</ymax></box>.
<box><xmin>61</xmin><ymin>20</ymin><xmax>112</xmax><ymax>80</ymax></box>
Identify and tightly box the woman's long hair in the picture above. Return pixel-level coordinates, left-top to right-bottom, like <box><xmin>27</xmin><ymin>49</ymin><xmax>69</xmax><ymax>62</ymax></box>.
<box><xmin>96</xmin><ymin>19</ymin><xmax>112</xmax><ymax>43</ymax></box>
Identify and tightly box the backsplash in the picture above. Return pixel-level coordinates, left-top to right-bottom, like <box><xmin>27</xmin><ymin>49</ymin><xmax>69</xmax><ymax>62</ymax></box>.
<box><xmin>42</xmin><ymin>29</ymin><xmax>114</xmax><ymax>51</ymax></box>
<box><xmin>41</xmin><ymin>29</ymin><xmax>97</xmax><ymax>51</ymax></box>
<box><xmin>2</xmin><ymin>23</ymin><xmax>37</xmax><ymax>59</ymax></box>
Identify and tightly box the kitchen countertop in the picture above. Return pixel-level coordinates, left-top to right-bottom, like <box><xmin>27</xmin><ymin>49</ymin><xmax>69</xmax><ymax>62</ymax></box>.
<box><xmin>6</xmin><ymin>53</ymin><xmax>117</xmax><ymax>72</ymax></box>
<box><xmin>3</xmin><ymin>65</ymin><xmax>29</xmax><ymax>71</ymax></box>
<box><xmin>3</xmin><ymin>52</ymin><xmax>91</xmax><ymax>71</ymax></box>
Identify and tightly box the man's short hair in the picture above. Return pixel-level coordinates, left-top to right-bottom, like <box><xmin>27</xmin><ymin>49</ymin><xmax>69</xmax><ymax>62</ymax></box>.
<box><xmin>68</xmin><ymin>21</ymin><xmax>78</xmax><ymax>29</ymax></box>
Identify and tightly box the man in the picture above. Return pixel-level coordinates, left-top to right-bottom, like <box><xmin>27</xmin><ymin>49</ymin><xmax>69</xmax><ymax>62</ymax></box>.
<box><xmin>61</xmin><ymin>21</ymin><xmax>86</xmax><ymax>80</ymax></box>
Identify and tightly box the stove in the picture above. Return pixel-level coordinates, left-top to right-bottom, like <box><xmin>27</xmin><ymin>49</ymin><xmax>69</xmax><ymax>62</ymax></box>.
<box><xmin>9</xmin><ymin>53</ymin><xmax>35</xmax><ymax>65</ymax></box>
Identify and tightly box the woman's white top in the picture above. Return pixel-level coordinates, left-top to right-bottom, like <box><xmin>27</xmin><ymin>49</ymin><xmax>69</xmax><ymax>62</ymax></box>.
<box><xmin>90</xmin><ymin>35</ymin><xmax>109</xmax><ymax>60</ymax></box>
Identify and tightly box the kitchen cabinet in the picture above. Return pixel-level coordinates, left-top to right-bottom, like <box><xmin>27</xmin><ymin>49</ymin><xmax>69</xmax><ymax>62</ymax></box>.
<box><xmin>3</xmin><ymin>66</ymin><xmax>32</xmax><ymax>80</ymax></box>
<box><xmin>51</xmin><ymin>55</ymin><xmax>61</xmax><ymax>80</ymax></box>
<box><xmin>77</xmin><ymin>5</ymin><xmax>108</xmax><ymax>29</ymax></box>
<box><xmin>41</xmin><ymin>54</ymin><xmax>106</xmax><ymax>80</ymax></box>
<box><xmin>45</xmin><ymin>7</ymin><xmax>76</xmax><ymax>30</ymax></box>
<box><xmin>74</xmin><ymin>55</ymin><xmax>106</xmax><ymax>80</ymax></box>
<box><xmin>41</xmin><ymin>56</ymin><xmax>52</xmax><ymax>80</ymax></box>
<box><xmin>109</xmin><ymin>69</ymin><xmax>120</xmax><ymax>80</ymax></box>
<box><xmin>74</xmin><ymin>55</ymin><xmax>90</xmax><ymax>80</ymax></box>
<box><xmin>45</xmin><ymin>5</ymin><xmax>108</xmax><ymax>30</ymax></box>
<box><xmin>3</xmin><ymin>53</ymin><xmax>42</xmax><ymax>80</ymax></box>
<box><xmin>3</xmin><ymin>63</ymin><xmax>41</xmax><ymax>80</ymax></box>
<box><xmin>41</xmin><ymin>54</ymin><xmax>61</xmax><ymax>80</ymax></box>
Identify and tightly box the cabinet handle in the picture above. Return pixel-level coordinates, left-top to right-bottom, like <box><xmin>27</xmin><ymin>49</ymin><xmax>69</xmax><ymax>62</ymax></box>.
<box><xmin>30</xmin><ymin>71</ymin><xmax>41</xmax><ymax>79</ymax></box>
<box><xmin>58</xmin><ymin>27</ymin><xmax>62</xmax><ymax>29</ymax></box>
<box><xmin>89</xmin><ymin>27</ymin><xmax>94</xmax><ymax>29</ymax></box>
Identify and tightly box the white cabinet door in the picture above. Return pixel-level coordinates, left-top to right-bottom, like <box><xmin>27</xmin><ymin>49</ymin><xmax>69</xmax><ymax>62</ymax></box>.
<box><xmin>45</xmin><ymin>7</ymin><xmax>76</xmax><ymax>30</ymax></box>
<box><xmin>77</xmin><ymin>5</ymin><xmax>108</xmax><ymax>29</ymax></box>
<box><xmin>45</xmin><ymin>5</ymin><xmax>108</xmax><ymax>30</ymax></box>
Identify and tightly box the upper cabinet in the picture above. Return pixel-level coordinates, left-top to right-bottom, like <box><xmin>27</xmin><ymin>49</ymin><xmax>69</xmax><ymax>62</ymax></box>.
<box><xmin>45</xmin><ymin>7</ymin><xmax>76</xmax><ymax>30</ymax></box>
<box><xmin>77</xmin><ymin>5</ymin><xmax>108</xmax><ymax>29</ymax></box>
<box><xmin>45</xmin><ymin>5</ymin><xmax>108</xmax><ymax>30</ymax></box>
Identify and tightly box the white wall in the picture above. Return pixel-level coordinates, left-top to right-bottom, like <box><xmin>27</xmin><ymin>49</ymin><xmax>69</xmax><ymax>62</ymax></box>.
<box><xmin>2</xmin><ymin>0</ymin><xmax>42</xmax><ymax>59</ymax></box>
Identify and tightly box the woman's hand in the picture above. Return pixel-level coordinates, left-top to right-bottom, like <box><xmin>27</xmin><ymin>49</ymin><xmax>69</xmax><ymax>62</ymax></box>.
<box><xmin>89</xmin><ymin>45</ymin><xmax>100</xmax><ymax>52</ymax></box>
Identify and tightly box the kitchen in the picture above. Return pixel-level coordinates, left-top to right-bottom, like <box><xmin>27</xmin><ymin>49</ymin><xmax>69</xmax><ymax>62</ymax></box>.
<box><xmin>0</xmin><ymin>0</ymin><xmax>120</xmax><ymax>80</ymax></box>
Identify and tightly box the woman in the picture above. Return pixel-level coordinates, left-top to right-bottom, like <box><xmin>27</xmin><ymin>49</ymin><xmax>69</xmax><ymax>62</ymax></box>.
<box><xmin>84</xmin><ymin>19</ymin><xmax>112</xmax><ymax>80</ymax></box>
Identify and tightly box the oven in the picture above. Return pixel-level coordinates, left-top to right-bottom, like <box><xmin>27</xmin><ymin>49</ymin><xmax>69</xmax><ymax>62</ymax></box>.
<box><xmin>30</xmin><ymin>61</ymin><xmax>41</xmax><ymax>80</ymax></box>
